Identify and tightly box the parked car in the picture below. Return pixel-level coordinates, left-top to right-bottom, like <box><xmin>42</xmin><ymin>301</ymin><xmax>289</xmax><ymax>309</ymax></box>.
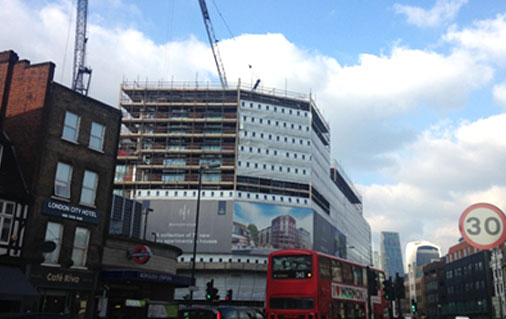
<box><xmin>178</xmin><ymin>306</ymin><xmax>265</xmax><ymax>319</ymax></box>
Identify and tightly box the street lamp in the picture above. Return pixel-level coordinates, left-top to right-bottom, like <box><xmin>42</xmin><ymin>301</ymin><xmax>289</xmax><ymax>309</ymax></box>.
<box><xmin>189</xmin><ymin>161</ymin><xmax>221</xmax><ymax>301</ymax></box>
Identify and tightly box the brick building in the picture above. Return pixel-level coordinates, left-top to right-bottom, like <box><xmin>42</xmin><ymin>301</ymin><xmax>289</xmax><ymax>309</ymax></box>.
<box><xmin>0</xmin><ymin>50</ymin><xmax>122</xmax><ymax>317</ymax></box>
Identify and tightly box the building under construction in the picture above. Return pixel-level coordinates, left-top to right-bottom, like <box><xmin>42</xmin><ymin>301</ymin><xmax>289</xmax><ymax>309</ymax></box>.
<box><xmin>114</xmin><ymin>80</ymin><xmax>371</xmax><ymax>302</ymax></box>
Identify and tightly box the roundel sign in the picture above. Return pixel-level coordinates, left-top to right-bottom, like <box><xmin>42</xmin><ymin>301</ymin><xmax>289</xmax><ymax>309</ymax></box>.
<box><xmin>128</xmin><ymin>245</ymin><xmax>152</xmax><ymax>265</ymax></box>
<box><xmin>459</xmin><ymin>203</ymin><xmax>506</xmax><ymax>250</ymax></box>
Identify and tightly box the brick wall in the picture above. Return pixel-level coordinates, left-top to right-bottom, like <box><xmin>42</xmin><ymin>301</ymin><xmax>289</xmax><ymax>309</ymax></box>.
<box><xmin>0</xmin><ymin>50</ymin><xmax>55</xmax><ymax>187</ymax></box>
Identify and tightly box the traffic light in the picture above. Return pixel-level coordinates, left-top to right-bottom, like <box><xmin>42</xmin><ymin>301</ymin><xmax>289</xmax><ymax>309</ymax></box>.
<box><xmin>205</xmin><ymin>279</ymin><xmax>219</xmax><ymax>301</ymax></box>
<box><xmin>366</xmin><ymin>267</ymin><xmax>379</xmax><ymax>296</ymax></box>
<box><xmin>411</xmin><ymin>299</ymin><xmax>417</xmax><ymax>313</ymax></box>
<box><xmin>394</xmin><ymin>273</ymin><xmax>405</xmax><ymax>299</ymax></box>
<box><xmin>225</xmin><ymin>289</ymin><xmax>233</xmax><ymax>301</ymax></box>
<box><xmin>206</xmin><ymin>280</ymin><xmax>213</xmax><ymax>300</ymax></box>
<box><xmin>383</xmin><ymin>278</ymin><xmax>393</xmax><ymax>301</ymax></box>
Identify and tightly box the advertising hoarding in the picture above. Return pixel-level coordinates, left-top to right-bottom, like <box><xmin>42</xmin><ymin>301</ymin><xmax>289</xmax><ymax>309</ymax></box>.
<box><xmin>147</xmin><ymin>199</ymin><xmax>327</xmax><ymax>256</ymax></box>
<box><xmin>233</xmin><ymin>201</ymin><xmax>314</xmax><ymax>256</ymax></box>
<box><xmin>147</xmin><ymin>200</ymin><xmax>233</xmax><ymax>253</ymax></box>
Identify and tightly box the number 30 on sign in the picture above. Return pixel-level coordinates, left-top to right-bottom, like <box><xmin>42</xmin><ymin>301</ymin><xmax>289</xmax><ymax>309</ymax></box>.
<box><xmin>459</xmin><ymin>203</ymin><xmax>506</xmax><ymax>250</ymax></box>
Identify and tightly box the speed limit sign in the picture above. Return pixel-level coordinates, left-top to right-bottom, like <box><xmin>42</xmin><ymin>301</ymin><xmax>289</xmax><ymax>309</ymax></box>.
<box><xmin>459</xmin><ymin>203</ymin><xmax>506</xmax><ymax>250</ymax></box>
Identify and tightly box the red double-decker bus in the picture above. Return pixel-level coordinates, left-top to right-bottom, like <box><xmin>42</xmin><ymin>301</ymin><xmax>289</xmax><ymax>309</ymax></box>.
<box><xmin>266</xmin><ymin>249</ymin><xmax>388</xmax><ymax>319</ymax></box>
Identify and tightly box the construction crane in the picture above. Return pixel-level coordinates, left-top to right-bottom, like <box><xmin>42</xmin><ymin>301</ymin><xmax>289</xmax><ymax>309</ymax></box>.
<box><xmin>72</xmin><ymin>0</ymin><xmax>92</xmax><ymax>95</ymax></box>
<box><xmin>198</xmin><ymin>0</ymin><xmax>228</xmax><ymax>89</ymax></box>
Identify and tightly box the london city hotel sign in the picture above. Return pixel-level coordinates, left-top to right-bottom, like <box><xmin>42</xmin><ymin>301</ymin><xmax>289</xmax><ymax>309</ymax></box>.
<box><xmin>42</xmin><ymin>200</ymin><xmax>100</xmax><ymax>224</ymax></box>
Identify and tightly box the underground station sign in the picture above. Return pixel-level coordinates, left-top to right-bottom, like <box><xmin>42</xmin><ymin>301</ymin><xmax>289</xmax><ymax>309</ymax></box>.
<box><xmin>127</xmin><ymin>245</ymin><xmax>152</xmax><ymax>265</ymax></box>
<box><xmin>459</xmin><ymin>203</ymin><xmax>506</xmax><ymax>250</ymax></box>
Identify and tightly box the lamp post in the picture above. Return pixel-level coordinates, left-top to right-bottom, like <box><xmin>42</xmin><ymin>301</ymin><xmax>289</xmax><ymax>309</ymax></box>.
<box><xmin>189</xmin><ymin>162</ymin><xmax>220</xmax><ymax>301</ymax></box>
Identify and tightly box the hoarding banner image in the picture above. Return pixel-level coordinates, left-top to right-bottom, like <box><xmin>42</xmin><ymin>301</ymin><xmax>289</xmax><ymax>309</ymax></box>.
<box><xmin>147</xmin><ymin>200</ymin><xmax>234</xmax><ymax>253</ymax></box>
<box><xmin>233</xmin><ymin>201</ymin><xmax>314</xmax><ymax>256</ymax></box>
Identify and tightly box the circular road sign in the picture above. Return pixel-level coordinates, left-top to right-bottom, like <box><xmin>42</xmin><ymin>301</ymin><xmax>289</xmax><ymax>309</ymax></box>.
<box><xmin>459</xmin><ymin>203</ymin><xmax>506</xmax><ymax>250</ymax></box>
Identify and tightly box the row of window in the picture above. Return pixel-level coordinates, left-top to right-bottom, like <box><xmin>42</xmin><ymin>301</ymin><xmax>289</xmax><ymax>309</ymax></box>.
<box><xmin>242</xmin><ymin>131</ymin><xmax>311</xmax><ymax>146</ymax></box>
<box><xmin>43</xmin><ymin>221</ymin><xmax>90</xmax><ymax>267</ymax></box>
<box><xmin>62</xmin><ymin>111</ymin><xmax>106</xmax><ymax>152</ymax></box>
<box><xmin>238</xmin><ymin>161</ymin><xmax>308</xmax><ymax>175</ymax></box>
<box><xmin>319</xmin><ymin>256</ymin><xmax>372</xmax><ymax>287</ymax></box>
<box><xmin>237</xmin><ymin>192</ymin><xmax>309</xmax><ymax>205</ymax></box>
<box><xmin>241</xmin><ymin>101</ymin><xmax>309</xmax><ymax>118</ymax></box>
<box><xmin>447</xmin><ymin>280</ymin><xmax>485</xmax><ymax>294</ymax></box>
<box><xmin>239</xmin><ymin>146</ymin><xmax>311</xmax><ymax>161</ymax></box>
<box><xmin>134</xmin><ymin>190</ymin><xmax>310</xmax><ymax>205</ymax></box>
<box><xmin>242</xmin><ymin>116</ymin><xmax>310</xmax><ymax>131</ymax></box>
<box><xmin>446</xmin><ymin>261</ymin><xmax>483</xmax><ymax>279</ymax></box>
<box><xmin>55</xmin><ymin>162</ymin><xmax>98</xmax><ymax>206</ymax></box>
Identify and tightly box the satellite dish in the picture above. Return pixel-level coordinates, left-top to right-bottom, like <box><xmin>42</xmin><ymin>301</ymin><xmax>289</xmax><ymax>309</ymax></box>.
<box><xmin>42</xmin><ymin>241</ymin><xmax>57</xmax><ymax>253</ymax></box>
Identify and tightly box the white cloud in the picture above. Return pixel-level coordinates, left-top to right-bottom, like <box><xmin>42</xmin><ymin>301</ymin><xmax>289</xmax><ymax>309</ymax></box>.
<box><xmin>445</xmin><ymin>14</ymin><xmax>506</xmax><ymax>65</ymax></box>
<box><xmin>493</xmin><ymin>82</ymin><xmax>506</xmax><ymax>106</ymax></box>
<box><xmin>394</xmin><ymin>0</ymin><xmax>467</xmax><ymax>28</ymax></box>
<box><xmin>363</xmin><ymin>114</ymin><xmax>506</xmax><ymax>254</ymax></box>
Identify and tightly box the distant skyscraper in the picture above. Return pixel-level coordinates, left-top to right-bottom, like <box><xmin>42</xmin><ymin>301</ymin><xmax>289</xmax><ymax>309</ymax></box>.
<box><xmin>373</xmin><ymin>250</ymin><xmax>382</xmax><ymax>270</ymax></box>
<box><xmin>405</xmin><ymin>240</ymin><xmax>441</xmax><ymax>301</ymax></box>
<box><xmin>380</xmin><ymin>231</ymin><xmax>404</xmax><ymax>278</ymax></box>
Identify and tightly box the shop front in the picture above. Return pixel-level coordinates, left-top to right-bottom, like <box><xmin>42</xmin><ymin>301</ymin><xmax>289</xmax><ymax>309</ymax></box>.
<box><xmin>30</xmin><ymin>265</ymin><xmax>96</xmax><ymax>318</ymax></box>
<box><xmin>99</xmin><ymin>236</ymin><xmax>191</xmax><ymax>319</ymax></box>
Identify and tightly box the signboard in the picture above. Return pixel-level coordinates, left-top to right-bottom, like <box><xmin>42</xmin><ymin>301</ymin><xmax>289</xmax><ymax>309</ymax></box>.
<box><xmin>459</xmin><ymin>203</ymin><xmax>506</xmax><ymax>250</ymax></box>
<box><xmin>30</xmin><ymin>266</ymin><xmax>95</xmax><ymax>290</ymax></box>
<box><xmin>127</xmin><ymin>245</ymin><xmax>152</xmax><ymax>264</ymax></box>
<box><xmin>42</xmin><ymin>200</ymin><xmax>100</xmax><ymax>224</ymax></box>
<box><xmin>331</xmin><ymin>282</ymin><xmax>367</xmax><ymax>302</ymax></box>
<box><xmin>147</xmin><ymin>200</ymin><xmax>233</xmax><ymax>253</ymax></box>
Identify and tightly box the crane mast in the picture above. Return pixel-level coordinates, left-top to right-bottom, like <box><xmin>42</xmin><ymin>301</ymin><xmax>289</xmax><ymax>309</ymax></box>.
<box><xmin>198</xmin><ymin>0</ymin><xmax>228</xmax><ymax>89</ymax></box>
<box><xmin>72</xmin><ymin>0</ymin><xmax>92</xmax><ymax>95</ymax></box>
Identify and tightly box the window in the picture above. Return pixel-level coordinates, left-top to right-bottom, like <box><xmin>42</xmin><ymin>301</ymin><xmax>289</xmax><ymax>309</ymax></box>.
<box><xmin>80</xmin><ymin>170</ymin><xmax>98</xmax><ymax>206</ymax></box>
<box><xmin>89</xmin><ymin>122</ymin><xmax>105</xmax><ymax>151</ymax></box>
<box><xmin>55</xmin><ymin>162</ymin><xmax>72</xmax><ymax>198</ymax></box>
<box><xmin>62</xmin><ymin>111</ymin><xmax>80</xmax><ymax>142</ymax></box>
<box><xmin>43</xmin><ymin>222</ymin><xmax>63</xmax><ymax>264</ymax></box>
<box><xmin>72</xmin><ymin>227</ymin><xmax>90</xmax><ymax>267</ymax></box>
<box><xmin>0</xmin><ymin>200</ymin><xmax>15</xmax><ymax>243</ymax></box>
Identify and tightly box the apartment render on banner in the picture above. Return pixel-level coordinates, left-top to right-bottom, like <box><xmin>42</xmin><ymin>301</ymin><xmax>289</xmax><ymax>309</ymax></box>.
<box><xmin>114</xmin><ymin>81</ymin><xmax>371</xmax><ymax>301</ymax></box>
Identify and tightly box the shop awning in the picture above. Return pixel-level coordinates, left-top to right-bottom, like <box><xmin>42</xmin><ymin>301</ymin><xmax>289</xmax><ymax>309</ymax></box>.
<box><xmin>101</xmin><ymin>269</ymin><xmax>193</xmax><ymax>287</ymax></box>
<box><xmin>0</xmin><ymin>266</ymin><xmax>39</xmax><ymax>301</ymax></box>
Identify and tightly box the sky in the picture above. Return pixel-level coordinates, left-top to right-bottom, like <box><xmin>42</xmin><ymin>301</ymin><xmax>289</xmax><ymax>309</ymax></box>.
<box><xmin>2</xmin><ymin>0</ymin><xmax>506</xmax><ymax>260</ymax></box>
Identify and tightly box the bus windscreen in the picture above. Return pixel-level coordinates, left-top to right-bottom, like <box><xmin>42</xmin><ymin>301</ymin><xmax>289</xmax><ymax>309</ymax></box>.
<box><xmin>271</xmin><ymin>255</ymin><xmax>312</xmax><ymax>279</ymax></box>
